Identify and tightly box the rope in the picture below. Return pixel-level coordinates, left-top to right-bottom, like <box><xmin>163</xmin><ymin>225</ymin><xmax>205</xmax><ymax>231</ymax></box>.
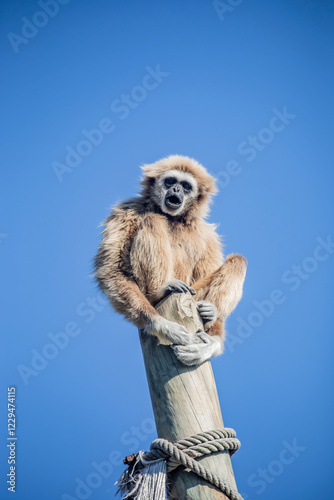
<box><xmin>117</xmin><ymin>428</ymin><xmax>243</xmax><ymax>500</ymax></box>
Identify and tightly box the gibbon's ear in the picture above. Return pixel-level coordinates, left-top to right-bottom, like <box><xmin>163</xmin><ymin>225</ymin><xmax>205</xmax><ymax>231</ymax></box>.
<box><xmin>140</xmin><ymin>155</ymin><xmax>218</xmax><ymax>197</ymax></box>
<box><xmin>140</xmin><ymin>162</ymin><xmax>165</xmax><ymax>181</ymax></box>
<box><xmin>194</xmin><ymin>168</ymin><xmax>217</xmax><ymax>197</ymax></box>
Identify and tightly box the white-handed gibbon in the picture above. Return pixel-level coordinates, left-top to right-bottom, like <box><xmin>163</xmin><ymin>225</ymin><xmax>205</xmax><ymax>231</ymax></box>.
<box><xmin>94</xmin><ymin>155</ymin><xmax>247</xmax><ymax>365</ymax></box>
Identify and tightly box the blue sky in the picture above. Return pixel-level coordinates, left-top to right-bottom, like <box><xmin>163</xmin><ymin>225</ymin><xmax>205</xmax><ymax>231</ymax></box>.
<box><xmin>1</xmin><ymin>1</ymin><xmax>334</xmax><ymax>499</ymax></box>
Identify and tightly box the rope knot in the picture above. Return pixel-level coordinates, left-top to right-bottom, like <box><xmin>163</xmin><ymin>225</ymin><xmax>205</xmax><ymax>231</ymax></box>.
<box><xmin>117</xmin><ymin>428</ymin><xmax>243</xmax><ymax>500</ymax></box>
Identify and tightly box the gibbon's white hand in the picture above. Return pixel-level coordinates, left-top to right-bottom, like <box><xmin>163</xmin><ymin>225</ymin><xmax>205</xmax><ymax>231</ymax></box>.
<box><xmin>197</xmin><ymin>301</ymin><xmax>217</xmax><ymax>324</ymax></box>
<box><xmin>172</xmin><ymin>331</ymin><xmax>223</xmax><ymax>366</ymax></box>
<box><xmin>153</xmin><ymin>279</ymin><xmax>196</xmax><ymax>303</ymax></box>
<box><xmin>163</xmin><ymin>279</ymin><xmax>196</xmax><ymax>295</ymax></box>
<box><xmin>147</xmin><ymin>317</ymin><xmax>202</xmax><ymax>346</ymax></box>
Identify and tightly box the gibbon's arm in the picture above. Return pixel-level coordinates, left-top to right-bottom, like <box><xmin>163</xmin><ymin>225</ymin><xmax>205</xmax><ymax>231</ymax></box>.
<box><xmin>95</xmin><ymin>209</ymin><xmax>195</xmax><ymax>346</ymax></box>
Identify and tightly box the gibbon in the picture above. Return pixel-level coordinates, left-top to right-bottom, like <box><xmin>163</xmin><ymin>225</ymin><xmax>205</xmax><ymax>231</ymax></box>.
<box><xmin>94</xmin><ymin>155</ymin><xmax>247</xmax><ymax>365</ymax></box>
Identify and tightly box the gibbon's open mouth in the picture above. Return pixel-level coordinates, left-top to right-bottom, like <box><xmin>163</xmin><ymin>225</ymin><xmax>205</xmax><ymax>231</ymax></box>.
<box><xmin>165</xmin><ymin>193</ymin><xmax>183</xmax><ymax>209</ymax></box>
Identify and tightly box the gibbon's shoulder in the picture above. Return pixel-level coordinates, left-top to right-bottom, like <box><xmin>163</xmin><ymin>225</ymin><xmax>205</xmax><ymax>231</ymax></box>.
<box><xmin>103</xmin><ymin>196</ymin><xmax>150</xmax><ymax>227</ymax></box>
<box><xmin>196</xmin><ymin>219</ymin><xmax>222</xmax><ymax>251</ymax></box>
<box><xmin>196</xmin><ymin>217</ymin><xmax>219</xmax><ymax>236</ymax></box>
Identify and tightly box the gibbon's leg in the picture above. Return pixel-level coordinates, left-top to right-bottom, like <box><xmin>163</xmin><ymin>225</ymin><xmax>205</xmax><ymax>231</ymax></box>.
<box><xmin>173</xmin><ymin>254</ymin><xmax>247</xmax><ymax>366</ymax></box>
<box><xmin>194</xmin><ymin>254</ymin><xmax>247</xmax><ymax>327</ymax></box>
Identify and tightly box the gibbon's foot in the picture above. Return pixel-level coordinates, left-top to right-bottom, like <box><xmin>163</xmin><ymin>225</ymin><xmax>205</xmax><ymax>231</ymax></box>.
<box><xmin>197</xmin><ymin>301</ymin><xmax>217</xmax><ymax>325</ymax></box>
<box><xmin>172</xmin><ymin>331</ymin><xmax>223</xmax><ymax>366</ymax></box>
<box><xmin>147</xmin><ymin>317</ymin><xmax>201</xmax><ymax>346</ymax></box>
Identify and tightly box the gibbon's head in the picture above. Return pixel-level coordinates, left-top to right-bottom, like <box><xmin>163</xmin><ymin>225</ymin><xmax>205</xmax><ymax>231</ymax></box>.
<box><xmin>141</xmin><ymin>155</ymin><xmax>217</xmax><ymax>220</ymax></box>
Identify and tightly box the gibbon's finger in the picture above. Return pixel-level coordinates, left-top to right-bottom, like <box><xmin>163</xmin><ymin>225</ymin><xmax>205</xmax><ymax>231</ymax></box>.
<box><xmin>197</xmin><ymin>301</ymin><xmax>215</xmax><ymax>310</ymax></box>
<box><xmin>180</xmin><ymin>283</ymin><xmax>194</xmax><ymax>294</ymax></box>
<box><xmin>183</xmin><ymin>284</ymin><xmax>196</xmax><ymax>295</ymax></box>
<box><xmin>173</xmin><ymin>350</ymin><xmax>194</xmax><ymax>365</ymax></box>
<box><xmin>197</xmin><ymin>303</ymin><xmax>217</xmax><ymax>322</ymax></box>
<box><xmin>200</xmin><ymin>309</ymin><xmax>216</xmax><ymax>317</ymax></box>
<box><xmin>195</xmin><ymin>330</ymin><xmax>212</xmax><ymax>344</ymax></box>
<box><xmin>173</xmin><ymin>323</ymin><xmax>189</xmax><ymax>334</ymax></box>
<box><xmin>173</xmin><ymin>334</ymin><xmax>207</xmax><ymax>351</ymax></box>
<box><xmin>181</xmin><ymin>286</ymin><xmax>193</xmax><ymax>295</ymax></box>
<box><xmin>172</xmin><ymin>346</ymin><xmax>206</xmax><ymax>366</ymax></box>
<box><xmin>177</xmin><ymin>338</ymin><xmax>215</xmax><ymax>354</ymax></box>
<box><xmin>170</xmin><ymin>283</ymin><xmax>187</xmax><ymax>294</ymax></box>
<box><xmin>171</xmin><ymin>332</ymin><xmax>203</xmax><ymax>346</ymax></box>
<box><xmin>173</xmin><ymin>345</ymin><xmax>200</xmax><ymax>355</ymax></box>
<box><xmin>198</xmin><ymin>308</ymin><xmax>215</xmax><ymax>315</ymax></box>
<box><xmin>173</xmin><ymin>335</ymin><xmax>203</xmax><ymax>346</ymax></box>
<box><xmin>200</xmin><ymin>315</ymin><xmax>215</xmax><ymax>321</ymax></box>
<box><xmin>168</xmin><ymin>332</ymin><xmax>192</xmax><ymax>346</ymax></box>
<box><xmin>170</xmin><ymin>325</ymin><xmax>195</xmax><ymax>346</ymax></box>
<box><xmin>153</xmin><ymin>318</ymin><xmax>193</xmax><ymax>346</ymax></box>
<box><xmin>177</xmin><ymin>357</ymin><xmax>200</xmax><ymax>367</ymax></box>
<box><xmin>174</xmin><ymin>280</ymin><xmax>196</xmax><ymax>295</ymax></box>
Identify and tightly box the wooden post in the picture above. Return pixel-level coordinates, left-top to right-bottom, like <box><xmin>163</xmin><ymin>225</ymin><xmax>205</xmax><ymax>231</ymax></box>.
<box><xmin>139</xmin><ymin>292</ymin><xmax>238</xmax><ymax>500</ymax></box>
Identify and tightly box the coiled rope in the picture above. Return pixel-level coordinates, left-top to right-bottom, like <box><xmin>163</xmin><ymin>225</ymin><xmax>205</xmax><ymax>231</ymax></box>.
<box><xmin>117</xmin><ymin>428</ymin><xmax>243</xmax><ymax>500</ymax></box>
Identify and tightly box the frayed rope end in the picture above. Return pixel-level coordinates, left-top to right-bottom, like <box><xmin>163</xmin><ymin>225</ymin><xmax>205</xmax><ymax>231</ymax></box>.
<box><xmin>116</xmin><ymin>452</ymin><xmax>167</xmax><ymax>500</ymax></box>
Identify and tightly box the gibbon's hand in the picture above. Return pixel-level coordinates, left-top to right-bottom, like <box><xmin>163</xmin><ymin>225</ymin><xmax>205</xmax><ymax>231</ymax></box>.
<box><xmin>160</xmin><ymin>279</ymin><xmax>196</xmax><ymax>298</ymax></box>
<box><xmin>152</xmin><ymin>279</ymin><xmax>196</xmax><ymax>305</ymax></box>
<box><xmin>147</xmin><ymin>317</ymin><xmax>201</xmax><ymax>346</ymax></box>
<box><xmin>197</xmin><ymin>301</ymin><xmax>217</xmax><ymax>324</ymax></box>
<box><xmin>172</xmin><ymin>331</ymin><xmax>223</xmax><ymax>366</ymax></box>
<box><xmin>165</xmin><ymin>279</ymin><xmax>196</xmax><ymax>295</ymax></box>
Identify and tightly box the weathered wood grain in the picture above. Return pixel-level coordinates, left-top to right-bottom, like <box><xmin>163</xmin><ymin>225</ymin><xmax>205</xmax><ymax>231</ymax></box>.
<box><xmin>139</xmin><ymin>292</ymin><xmax>237</xmax><ymax>499</ymax></box>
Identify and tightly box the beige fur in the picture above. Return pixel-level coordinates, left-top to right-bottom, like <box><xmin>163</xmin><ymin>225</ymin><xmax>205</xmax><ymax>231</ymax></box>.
<box><xmin>94</xmin><ymin>155</ymin><xmax>247</xmax><ymax>364</ymax></box>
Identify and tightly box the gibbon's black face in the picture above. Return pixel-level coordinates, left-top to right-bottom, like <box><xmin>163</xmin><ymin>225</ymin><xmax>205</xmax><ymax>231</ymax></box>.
<box><xmin>153</xmin><ymin>169</ymin><xmax>199</xmax><ymax>216</ymax></box>
<box><xmin>164</xmin><ymin>176</ymin><xmax>193</xmax><ymax>209</ymax></box>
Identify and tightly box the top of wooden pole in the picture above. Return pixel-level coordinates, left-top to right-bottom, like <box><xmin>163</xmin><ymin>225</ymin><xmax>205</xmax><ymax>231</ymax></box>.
<box><xmin>139</xmin><ymin>292</ymin><xmax>238</xmax><ymax>500</ymax></box>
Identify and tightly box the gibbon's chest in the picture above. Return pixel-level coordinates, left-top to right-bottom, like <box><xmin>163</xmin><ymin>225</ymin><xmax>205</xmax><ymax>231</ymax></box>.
<box><xmin>170</xmin><ymin>230</ymin><xmax>201</xmax><ymax>270</ymax></box>
<box><xmin>131</xmin><ymin>215</ymin><xmax>205</xmax><ymax>284</ymax></box>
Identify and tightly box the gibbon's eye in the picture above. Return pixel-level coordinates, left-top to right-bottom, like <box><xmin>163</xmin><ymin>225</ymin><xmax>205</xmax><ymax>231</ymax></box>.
<box><xmin>181</xmin><ymin>181</ymin><xmax>192</xmax><ymax>193</ymax></box>
<box><xmin>164</xmin><ymin>177</ymin><xmax>177</xmax><ymax>188</ymax></box>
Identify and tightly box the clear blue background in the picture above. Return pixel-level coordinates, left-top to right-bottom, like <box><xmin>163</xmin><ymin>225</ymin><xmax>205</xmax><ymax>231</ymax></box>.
<box><xmin>1</xmin><ymin>1</ymin><xmax>333</xmax><ymax>499</ymax></box>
